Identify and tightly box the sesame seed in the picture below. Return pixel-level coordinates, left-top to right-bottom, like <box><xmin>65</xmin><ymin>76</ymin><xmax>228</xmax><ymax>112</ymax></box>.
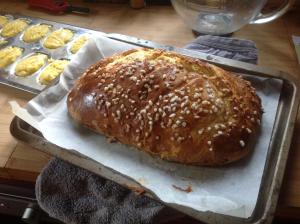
<box><xmin>180</xmin><ymin>102</ymin><xmax>186</xmax><ymax>108</ymax></box>
<box><xmin>240</xmin><ymin>140</ymin><xmax>245</xmax><ymax>147</ymax></box>
<box><xmin>207</xmin><ymin>141</ymin><xmax>212</xmax><ymax>145</ymax></box>
<box><xmin>169</xmin><ymin>113</ymin><xmax>176</xmax><ymax>118</ymax></box>
<box><xmin>198</xmin><ymin>129</ymin><xmax>204</xmax><ymax>135</ymax></box>
<box><xmin>194</xmin><ymin>93</ymin><xmax>201</xmax><ymax>98</ymax></box>
<box><xmin>172</xmin><ymin>124</ymin><xmax>177</xmax><ymax>129</ymax></box>
<box><xmin>246</xmin><ymin>128</ymin><xmax>252</xmax><ymax>134</ymax></box>
<box><xmin>130</xmin><ymin>76</ymin><xmax>137</xmax><ymax>82</ymax></box>
<box><xmin>207</xmin><ymin>127</ymin><xmax>212</xmax><ymax>131</ymax></box>
<box><xmin>202</xmin><ymin>100</ymin><xmax>210</xmax><ymax>105</ymax></box>
<box><xmin>156</xmin><ymin>136</ymin><xmax>160</xmax><ymax>140</ymax></box>
<box><xmin>170</xmin><ymin>96</ymin><xmax>179</xmax><ymax>103</ymax></box>
<box><xmin>209</xmin><ymin>148</ymin><xmax>213</xmax><ymax>152</ymax></box>
<box><xmin>220</xmin><ymin>124</ymin><xmax>226</xmax><ymax>129</ymax></box>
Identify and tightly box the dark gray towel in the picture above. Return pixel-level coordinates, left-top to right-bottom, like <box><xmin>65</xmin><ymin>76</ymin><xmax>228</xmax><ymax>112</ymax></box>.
<box><xmin>35</xmin><ymin>35</ymin><xmax>258</xmax><ymax>224</ymax></box>
<box><xmin>185</xmin><ymin>35</ymin><xmax>257</xmax><ymax>64</ymax></box>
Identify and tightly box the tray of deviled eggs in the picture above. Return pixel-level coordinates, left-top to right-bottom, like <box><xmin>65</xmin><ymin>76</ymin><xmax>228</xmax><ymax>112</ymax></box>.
<box><xmin>0</xmin><ymin>13</ymin><xmax>104</xmax><ymax>94</ymax></box>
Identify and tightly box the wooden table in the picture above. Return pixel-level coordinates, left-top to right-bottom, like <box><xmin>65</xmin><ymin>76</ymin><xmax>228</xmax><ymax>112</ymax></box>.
<box><xmin>0</xmin><ymin>0</ymin><xmax>300</xmax><ymax>220</ymax></box>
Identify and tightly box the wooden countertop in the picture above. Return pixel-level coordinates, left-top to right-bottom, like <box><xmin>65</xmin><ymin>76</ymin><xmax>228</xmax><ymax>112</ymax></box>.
<box><xmin>0</xmin><ymin>0</ymin><xmax>300</xmax><ymax>218</ymax></box>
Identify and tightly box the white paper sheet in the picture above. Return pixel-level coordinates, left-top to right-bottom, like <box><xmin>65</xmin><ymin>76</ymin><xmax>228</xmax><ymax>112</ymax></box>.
<box><xmin>11</xmin><ymin>34</ymin><xmax>282</xmax><ymax>218</ymax></box>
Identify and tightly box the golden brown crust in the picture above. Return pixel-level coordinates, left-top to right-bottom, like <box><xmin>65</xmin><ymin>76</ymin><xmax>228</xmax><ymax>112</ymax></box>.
<box><xmin>67</xmin><ymin>48</ymin><xmax>263</xmax><ymax>166</ymax></box>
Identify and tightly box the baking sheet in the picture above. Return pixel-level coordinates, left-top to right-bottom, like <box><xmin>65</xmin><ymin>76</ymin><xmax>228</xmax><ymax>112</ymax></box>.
<box><xmin>10</xmin><ymin>34</ymin><xmax>282</xmax><ymax>218</ymax></box>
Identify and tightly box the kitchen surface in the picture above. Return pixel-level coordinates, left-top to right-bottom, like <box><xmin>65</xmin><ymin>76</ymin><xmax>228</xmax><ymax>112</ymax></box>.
<box><xmin>0</xmin><ymin>0</ymin><xmax>300</xmax><ymax>223</ymax></box>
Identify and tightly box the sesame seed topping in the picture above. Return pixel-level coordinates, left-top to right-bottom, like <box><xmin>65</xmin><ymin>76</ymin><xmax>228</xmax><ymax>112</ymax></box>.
<box><xmin>169</xmin><ymin>113</ymin><xmax>176</xmax><ymax>118</ymax></box>
<box><xmin>198</xmin><ymin>129</ymin><xmax>204</xmax><ymax>135</ymax></box>
<box><xmin>207</xmin><ymin>141</ymin><xmax>212</xmax><ymax>145</ymax></box>
<box><xmin>246</xmin><ymin>128</ymin><xmax>252</xmax><ymax>134</ymax></box>
<box><xmin>240</xmin><ymin>140</ymin><xmax>245</xmax><ymax>147</ymax></box>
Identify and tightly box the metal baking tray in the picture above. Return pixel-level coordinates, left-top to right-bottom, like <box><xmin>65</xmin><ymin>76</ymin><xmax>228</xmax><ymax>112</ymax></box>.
<box><xmin>0</xmin><ymin>13</ymin><xmax>105</xmax><ymax>94</ymax></box>
<box><xmin>10</xmin><ymin>33</ymin><xmax>300</xmax><ymax>224</ymax></box>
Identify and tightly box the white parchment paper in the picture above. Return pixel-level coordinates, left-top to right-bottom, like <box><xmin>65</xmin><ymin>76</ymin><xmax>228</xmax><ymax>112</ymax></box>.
<box><xmin>11</xmin><ymin>34</ymin><xmax>282</xmax><ymax>218</ymax></box>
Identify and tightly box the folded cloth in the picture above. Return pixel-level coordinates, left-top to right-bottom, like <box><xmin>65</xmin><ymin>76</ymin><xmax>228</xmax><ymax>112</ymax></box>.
<box><xmin>185</xmin><ymin>35</ymin><xmax>257</xmax><ymax>64</ymax></box>
<box><xmin>35</xmin><ymin>35</ymin><xmax>258</xmax><ymax>224</ymax></box>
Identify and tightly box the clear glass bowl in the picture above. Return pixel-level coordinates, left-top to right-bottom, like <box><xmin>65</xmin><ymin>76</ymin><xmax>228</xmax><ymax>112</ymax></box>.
<box><xmin>171</xmin><ymin>0</ymin><xmax>293</xmax><ymax>35</ymax></box>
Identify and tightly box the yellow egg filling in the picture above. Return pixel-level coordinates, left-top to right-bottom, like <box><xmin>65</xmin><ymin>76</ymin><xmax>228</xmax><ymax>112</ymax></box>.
<box><xmin>1</xmin><ymin>19</ymin><xmax>28</xmax><ymax>38</ymax></box>
<box><xmin>70</xmin><ymin>36</ymin><xmax>88</xmax><ymax>54</ymax></box>
<box><xmin>43</xmin><ymin>29</ymin><xmax>73</xmax><ymax>49</ymax></box>
<box><xmin>39</xmin><ymin>59</ymin><xmax>69</xmax><ymax>85</ymax></box>
<box><xmin>22</xmin><ymin>24</ymin><xmax>50</xmax><ymax>43</ymax></box>
<box><xmin>0</xmin><ymin>46</ymin><xmax>23</xmax><ymax>69</ymax></box>
<box><xmin>15</xmin><ymin>54</ymin><xmax>47</xmax><ymax>77</ymax></box>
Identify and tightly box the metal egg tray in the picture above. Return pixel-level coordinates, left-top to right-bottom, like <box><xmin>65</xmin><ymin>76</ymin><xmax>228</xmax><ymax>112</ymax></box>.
<box><xmin>0</xmin><ymin>13</ymin><xmax>104</xmax><ymax>94</ymax></box>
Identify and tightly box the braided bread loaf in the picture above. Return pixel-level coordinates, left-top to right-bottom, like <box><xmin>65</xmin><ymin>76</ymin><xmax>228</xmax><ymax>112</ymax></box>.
<box><xmin>67</xmin><ymin>48</ymin><xmax>262</xmax><ymax>165</ymax></box>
